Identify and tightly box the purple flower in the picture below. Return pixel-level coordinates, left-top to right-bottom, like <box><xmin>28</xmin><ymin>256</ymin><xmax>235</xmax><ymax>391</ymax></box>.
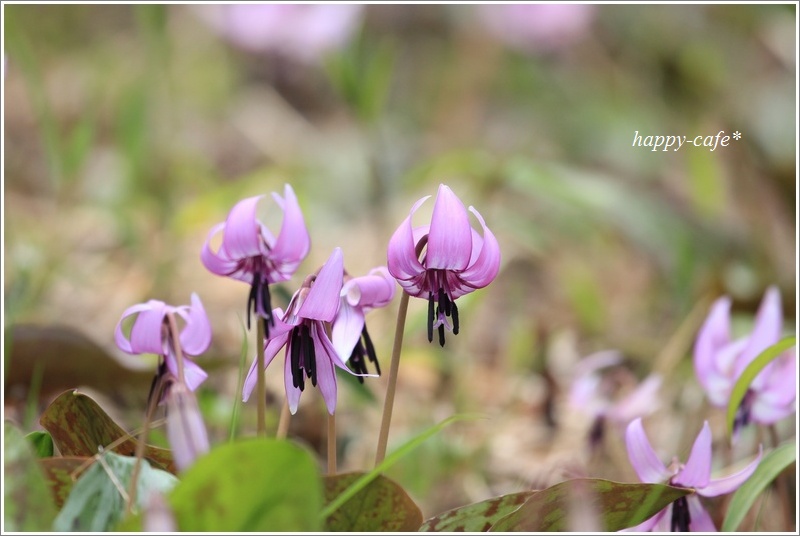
<box><xmin>201</xmin><ymin>184</ymin><xmax>310</xmax><ymax>336</ymax></box>
<box><xmin>331</xmin><ymin>266</ymin><xmax>396</xmax><ymax>380</ymax></box>
<box><xmin>623</xmin><ymin>418</ymin><xmax>761</xmax><ymax>532</ymax></box>
<box><xmin>387</xmin><ymin>184</ymin><xmax>500</xmax><ymax>346</ymax></box>
<box><xmin>165</xmin><ymin>383</ymin><xmax>210</xmax><ymax>473</ymax></box>
<box><xmin>115</xmin><ymin>293</ymin><xmax>210</xmax><ymax>392</ymax></box>
<box><xmin>694</xmin><ymin>286</ymin><xmax>796</xmax><ymax>431</ymax></box>
<box><xmin>242</xmin><ymin>248</ymin><xmax>362</xmax><ymax>415</ymax></box>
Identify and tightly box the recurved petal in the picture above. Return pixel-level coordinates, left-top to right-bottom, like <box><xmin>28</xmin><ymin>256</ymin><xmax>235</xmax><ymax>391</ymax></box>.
<box><xmin>201</xmin><ymin>223</ymin><xmax>241</xmax><ymax>277</ymax></box>
<box><xmin>115</xmin><ymin>302</ymin><xmax>156</xmax><ymax>354</ymax></box>
<box><xmin>673</xmin><ymin>421</ymin><xmax>712</xmax><ymax>489</ymax></box>
<box><xmin>735</xmin><ymin>286</ymin><xmax>782</xmax><ymax>377</ymax></box>
<box><xmin>178</xmin><ymin>293</ymin><xmax>212</xmax><ymax>356</ymax></box>
<box><xmin>625</xmin><ymin>418</ymin><xmax>671</xmax><ymax>484</ymax></box>
<box><xmin>694</xmin><ymin>297</ymin><xmax>732</xmax><ymax>392</ymax></box>
<box><xmin>426</xmin><ymin>185</ymin><xmax>473</xmax><ymax>271</ymax></box>
<box><xmin>220</xmin><ymin>196</ymin><xmax>266</xmax><ymax>260</ymax></box>
<box><xmin>387</xmin><ymin>196</ymin><xmax>429</xmax><ymax>281</ymax></box>
<box><xmin>687</xmin><ymin>497</ymin><xmax>717</xmax><ymax>531</ymax></box>
<box><xmin>343</xmin><ymin>267</ymin><xmax>396</xmax><ymax>309</ymax></box>
<box><xmin>270</xmin><ymin>184</ymin><xmax>311</xmax><ymax>266</ymax></box>
<box><xmin>165</xmin><ymin>352</ymin><xmax>209</xmax><ymax>392</ymax></box>
<box><xmin>129</xmin><ymin>301</ymin><xmax>170</xmax><ymax>355</ymax></box>
<box><xmin>456</xmin><ymin>206</ymin><xmax>501</xmax><ymax>290</ymax></box>
<box><xmin>242</xmin><ymin>310</ymin><xmax>292</xmax><ymax>401</ymax></box>
<box><xmin>698</xmin><ymin>446</ymin><xmax>762</xmax><ymax>497</ymax></box>
<box><xmin>298</xmin><ymin>248</ymin><xmax>343</xmax><ymax>322</ymax></box>
<box><xmin>331</xmin><ymin>302</ymin><xmax>365</xmax><ymax>364</ymax></box>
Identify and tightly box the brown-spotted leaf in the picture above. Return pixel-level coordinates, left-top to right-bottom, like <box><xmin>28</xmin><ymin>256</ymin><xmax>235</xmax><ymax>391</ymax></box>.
<box><xmin>38</xmin><ymin>456</ymin><xmax>94</xmax><ymax>508</ymax></box>
<box><xmin>419</xmin><ymin>491</ymin><xmax>535</xmax><ymax>532</ymax></box>
<box><xmin>324</xmin><ymin>472</ymin><xmax>423</xmax><ymax>531</ymax></box>
<box><xmin>39</xmin><ymin>389</ymin><xmax>176</xmax><ymax>473</ymax></box>
<box><xmin>489</xmin><ymin>478</ymin><xmax>691</xmax><ymax>532</ymax></box>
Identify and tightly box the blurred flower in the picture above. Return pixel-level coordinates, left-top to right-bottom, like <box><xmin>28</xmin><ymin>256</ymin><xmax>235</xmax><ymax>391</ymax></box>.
<box><xmin>143</xmin><ymin>492</ymin><xmax>177</xmax><ymax>532</ymax></box>
<box><xmin>115</xmin><ymin>293</ymin><xmax>210</xmax><ymax>392</ymax></box>
<box><xmin>569</xmin><ymin>351</ymin><xmax>661</xmax><ymax>446</ymax></box>
<box><xmin>201</xmin><ymin>184</ymin><xmax>310</xmax><ymax>337</ymax></box>
<box><xmin>332</xmin><ymin>266</ymin><xmax>395</xmax><ymax>381</ymax></box>
<box><xmin>477</xmin><ymin>4</ymin><xmax>595</xmax><ymax>54</ymax></box>
<box><xmin>387</xmin><ymin>184</ymin><xmax>500</xmax><ymax>346</ymax></box>
<box><xmin>242</xmin><ymin>248</ymin><xmax>363</xmax><ymax>415</ymax></box>
<box><xmin>694</xmin><ymin>286</ymin><xmax>796</xmax><ymax>432</ymax></box>
<box><xmin>623</xmin><ymin>418</ymin><xmax>761</xmax><ymax>532</ymax></box>
<box><xmin>165</xmin><ymin>383</ymin><xmax>210</xmax><ymax>473</ymax></box>
<box><xmin>194</xmin><ymin>4</ymin><xmax>363</xmax><ymax>63</ymax></box>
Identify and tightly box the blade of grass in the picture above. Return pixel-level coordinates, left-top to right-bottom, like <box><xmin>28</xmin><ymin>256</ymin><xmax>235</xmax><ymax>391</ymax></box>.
<box><xmin>726</xmin><ymin>336</ymin><xmax>796</xmax><ymax>439</ymax></box>
<box><xmin>229</xmin><ymin>317</ymin><xmax>249</xmax><ymax>443</ymax></box>
<box><xmin>721</xmin><ymin>440</ymin><xmax>796</xmax><ymax>532</ymax></box>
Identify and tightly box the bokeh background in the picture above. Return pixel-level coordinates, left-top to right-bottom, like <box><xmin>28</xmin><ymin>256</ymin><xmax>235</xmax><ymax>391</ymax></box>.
<box><xmin>3</xmin><ymin>3</ymin><xmax>797</xmax><ymax>528</ymax></box>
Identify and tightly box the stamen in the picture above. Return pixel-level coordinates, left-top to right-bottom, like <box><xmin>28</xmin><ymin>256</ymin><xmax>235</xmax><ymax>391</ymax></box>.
<box><xmin>438</xmin><ymin>324</ymin><xmax>445</xmax><ymax>347</ymax></box>
<box><xmin>303</xmin><ymin>324</ymin><xmax>317</xmax><ymax>387</ymax></box>
<box><xmin>670</xmin><ymin>496</ymin><xmax>691</xmax><ymax>532</ymax></box>
<box><xmin>362</xmin><ymin>326</ymin><xmax>380</xmax><ymax>376</ymax></box>
<box><xmin>439</xmin><ymin>287</ymin><xmax>451</xmax><ymax>316</ymax></box>
<box><xmin>246</xmin><ymin>276</ymin><xmax>260</xmax><ymax>330</ymax></box>
<box><xmin>290</xmin><ymin>328</ymin><xmax>303</xmax><ymax>390</ymax></box>
<box><xmin>427</xmin><ymin>293</ymin><xmax>434</xmax><ymax>343</ymax></box>
<box><xmin>451</xmin><ymin>301</ymin><xmax>459</xmax><ymax>335</ymax></box>
<box><xmin>261</xmin><ymin>282</ymin><xmax>274</xmax><ymax>328</ymax></box>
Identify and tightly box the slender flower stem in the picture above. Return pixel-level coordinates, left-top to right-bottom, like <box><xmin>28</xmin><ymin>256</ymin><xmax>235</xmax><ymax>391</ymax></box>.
<box><xmin>374</xmin><ymin>291</ymin><xmax>410</xmax><ymax>467</ymax></box>
<box><xmin>256</xmin><ymin>320</ymin><xmax>266</xmax><ymax>437</ymax></box>
<box><xmin>126</xmin><ymin>375</ymin><xmax>161</xmax><ymax>516</ymax></box>
<box><xmin>167</xmin><ymin>312</ymin><xmax>186</xmax><ymax>384</ymax></box>
<box><xmin>276</xmin><ymin>400</ymin><xmax>291</xmax><ymax>439</ymax></box>
<box><xmin>327</xmin><ymin>413</ymin><xmax>337</xmax><ymax>475</ymax></box>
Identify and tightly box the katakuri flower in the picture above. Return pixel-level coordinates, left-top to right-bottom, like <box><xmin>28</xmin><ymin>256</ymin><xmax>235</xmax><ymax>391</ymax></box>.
<box><xmin>115</xmin><ymin>293</ymin><xmax>211</xmax><ymax>392</ymax></box>
<box><xmin>332</xmin><ymin>266</ymin><xmax>396</xmax><ymax>380</ymax></box>
<box><xmin>201</xmin><ymin>184</ymin><xmax>310</xmax><ymax>337</ymax></box>
<box><xmin>165</xmin><ymin>382</ymin><xmax>210</xmax><ymax>472</ymax></box>
<box><xmin>387</xmin><ymin>184</ymin><xmax>500</xmax><ymax>346</ymax></box>
<box><xmin>623</xmin><ymin>418</ymin><xmax>762</xmax><ymax>532</ymax></box>
<box><xmin>242</xmin><ymin>247</ymin><xmax>364</xmax><ymax>415</ymax></box>
<box><xmin>694</xmin><ymin>286</ymin><xmax>796</xmax><ymax>432</ymax></box>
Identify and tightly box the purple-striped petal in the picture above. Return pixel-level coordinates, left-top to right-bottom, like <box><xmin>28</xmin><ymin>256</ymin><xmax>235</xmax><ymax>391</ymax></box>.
<box><xmin>297</xmin><ymin>248</ymin><xmax>343</xmax><ymax>322</ymax></box>
<box><xmin>269</xmin><ymin>184</ymin><xmax>310</xmax><ymax>266</ymax></box>
<box><xmin>454</xmin><ymin>206</ymin><xmax>501</xmax><ymax>294</ymax></box>
<box><xmin>735</xmin><ymin>286</ymin><xmax>782</xmax><ymax>378</ymax></box>
<box><xmin>673</xmin><ymin>421</ymin><xmax>712</xmax><ymax>488</ymax></box>
<box><xmin>694</xmin><ymin>297</ymin><xmax>732</xmax><ymax>392</ymax></box>
<box><xmin>115</xmin><ymin>302</ymin><xmax>156</xmax><ymax>354</ymax></box>
<box><xmin>220</xmin><ymin>196</ymin><xmax>265</xmax><ymax>260</ymax></box>
<box><xmin>130</xmin><ymin>301</ymin><xmax>169</xmax><ymax>355</ymax></box>
<box><xmin>331</xmin><ymin>302</ymin><xmax>365</xmax><ymax>364</ymax></box>
<box><xmin>178</xmin><ymin>293</ymin><xmax>212</xmax><ymax>356</ymax></box>
<box><xmin>387</xmin><ymin>196</ymin><xmax>429</xmax><ymax>282</ymax></box>
<box><xmin>687</xmin><ymin>497</ymin><xmax>717</xmax><ymax>531</ymax></box>
<box><xmin>625</xmin><ymin>418</ymin><xmax>671</xmax><ymax>483</ymax></box>
<box><xmin>426</xmin><ymin>185</ymin><xmax>473</xmax><ymax>271</ymax></box>
<box><xmin>698</xmin><ymin>446</ymin><xmax>762</xmax><ymax>497</ymax></box>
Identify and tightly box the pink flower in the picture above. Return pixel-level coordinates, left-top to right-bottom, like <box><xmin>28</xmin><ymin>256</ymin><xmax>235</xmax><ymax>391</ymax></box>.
<box><xmin>387</xmin><ymin>184</ymin><xmax>500</xmax><ymax>346</ymax></box>
<box><xmin>165</xmin><ymin>383</ymin><xmax>210</xmax><ymax>472</ymax></box>
<box><xmin>115</xmin><ymin>293</ymin><xmax>210</xmax><ymax>392</ymax></box>
<box><xmin>694</xmin><ymin>286</ymin><xmax>796</xmax><ymax>431</ymax></box>
<box><xmin>623</xmin><ymin>418</ymin><xmax>761</xmax><ymax>531</ymax></box>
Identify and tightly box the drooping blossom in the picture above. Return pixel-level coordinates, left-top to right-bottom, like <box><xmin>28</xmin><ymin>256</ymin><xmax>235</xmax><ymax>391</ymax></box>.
<box><xmin>387</xmin><ymin>184</ymin><xmax>500</xmax><ymax>346</ymax></box>
<box><xmin>242</xmin><ymin>248</ymin><xmax>365</xmax><ymax>415</ymax></box>
<box><xmin>115</xmin><ymin>293</ymin><xmax>211</xmax><ymax>392</ymax></box>
<box><xmin>623</xmin><ymin>418</ymin><xmax>761</xmax><ymax>532</ymax></box>
<box><xmin>165</xmin><ymin>382</ymin><xmax>210</xmax><ymax>472</ymax></box>
<box><xmin>569</xmin><ymin>351</ymin><xmax>661</xmax><ymax>446</ymax></box>
<box><xmin>201</xmin><ymin>184</ymin><xmax>310</xmax><ymax>337</ymax></box>
<box><xmin>193</xmin><ymin>4</ymin><xmax>364</xmax><ymax>64</ymax></box>
<box><xmin>694</xmin><ymin>286</ymin><xmax>796</xmax><ymax>433</ymax></box>
<box><xmin>332</xmin><ymin>267</ymin><xmax>396</xmax><ymax>380</ymax></box>
<box><xmin>477</xmin><ymin>4</ymin><xmax>595</xmax><ymax>54</ymax></box>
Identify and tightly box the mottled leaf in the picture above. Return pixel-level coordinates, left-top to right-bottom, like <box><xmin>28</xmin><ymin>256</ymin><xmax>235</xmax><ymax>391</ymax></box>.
<box><xmin>26</xmin><ymin>430</ymin><xmax>54</xmax><ymax>458</ymax></box>
<box><xmin>3</xmin><ymin>421</ymin><xmax>59</xmax><ymax>531</ymax></box>
<box><xmin>489</xmin><ymin>478</ymin><xmax>691</xmax><ymax>532</ymax></box>
<box><xmin>39</xmin><ymin>389</ymin><xmax>175</xmax><ymax>473</ymax></box>
<box><xmin>53</xmin><ymin>451</ymin><xmax>178</xmax><ymax>531</ymax></box>
<box><xmin>38</xmin><ymin>456</ymin><xmax>94</xmax><ymax>508</ymax></box>
<box><xmin>324</xmin><ymin>472</ymin><xmax>422</xmax><ymax>531</ymax></box>
<box><xmin>419</xmin><ymin>491</ymin><xmax>535</xmax><ymax>532</ymax></box>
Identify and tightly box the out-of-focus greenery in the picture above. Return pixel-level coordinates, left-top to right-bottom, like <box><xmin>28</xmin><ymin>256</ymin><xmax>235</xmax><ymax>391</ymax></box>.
<box><xmin>3</xmin><ymin>4</ymin><xmax>796</xmax><ymax>526</ymax></box>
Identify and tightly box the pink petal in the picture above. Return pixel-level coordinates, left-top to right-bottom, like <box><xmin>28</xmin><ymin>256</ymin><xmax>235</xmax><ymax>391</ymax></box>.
<box><xmin>426</xmin><ymin>185</ymin><xmax>473</xmax><ymax>271</ymax></box>
<box><xmin>620</xmin><ymin>508</ymin><xmax>667</xmax><ymax>532</ymax></box>
<box><xmin>673</xmin><ymin>421</ymin><xmax>712</xmax><ymax>488</ymax></box>
<box><xmin>242</xmin><ymin>310</ymin><xmax>292</xmax><ymax>401</ymax></box>
<box><xmin>625</xmin><ymin>418</ymin><xmax>671</xmax><ymax>483</ymax></box>
<box><xmin>386</xmin><ymin>196</ymin><xmax>429</xmax><ymax>282</ymax></box>
<box><xmin>201</xmin><ymin>222</ymin><xmax>246</xmax><ymax>279</ymax></box>
<box><xmin>221</xmin><ymin>196</ymin><xmax>265</xmax><ymax>260</ymax></box>
<box><xmin>699</xmin><ymin>445</ymin><xmax>762</xmax><ymax>497</ymax></box>
<box><xmin>165</xmin><ymin>385</ymin><xmax>210</xmax><ymax>472</ymax></box>
<box><xmin>297</xmin><ymin>248</ymin><xmax>343</xmax><ymax>322</ymax></box>
<box><xmin>453</xmin><ymin>206</ymin><xmax>501</xmax><ymax>295</ymax></box>
<box><xmin>694</xmin><ymin>297</ymin><xmax>732</xmax><ymax>393</ymax></box>
<box><xmin>754</xmin><ymin>352</ymin><xmax>797</xmax><ymax>407</ymax></box>
<box><xmin>115</xmin><ymin>303</ymin><xmax>155</xmax><ymax>354</ymax></box>
<box><xmin>130</xmin><ymin>301</ymin><xmax>169</xmax><ymax>355</ymax></box>
<box><xmin>344</xmin><ymin>267</ymin><xmax>396</xmax><ymax>309</ymax></box>
<box><xmin>735</xmin><ymin>286</ymin><xmax>782</xmax><ymax>378</ymax></box>
<box><xmin>284</xmin><ymin>353</ymin><xmax>302</xmax><ymax>415</ymax></box>
<box><xmin>331</xmin><ymin>302</ymin><xmax>365</xmax><ymax>364</ymax></box>
<box><xmin>609</xmin><ymin>374</ymin><xmax>662</xmax><ymax>424</ymax></box>
<box><xmin>750</xmin><ymin>397</ymin><xmax>796</xmax><ymax>425</ymax></box>
<box><xmin>269</xmin><ymin>184</ymin><xmax>311</xmax><ymax>268</ymax></box>
<box><xmin>165</xmin><ymin>350</ymin><xmax>209</xmax><ymax>392</ymax></box>
<box><xmin>687</xmin><ymin>497</ymin><xmax>717</xmax><ymax>531</ymax></box>
<box><xmin>313</xmin><ymin>323</ymin><xmax>338</xmax><ymax>415</ymax></box>
<box><xmin>178</xmin><ymin>293</ymin><xmax>212</xmax><ymax>356</ymax></box>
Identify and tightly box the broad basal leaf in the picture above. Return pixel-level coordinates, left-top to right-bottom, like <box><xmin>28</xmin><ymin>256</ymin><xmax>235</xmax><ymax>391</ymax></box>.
<box><xmin>39</xmin><ymin>456</ymin><xmax>94</xmax><ymax>508</ymax></box>
<box><xmin>53</xmin><ymin>451</ymin><xmax>178</xmax><ymax>531</ymax></box>
<box><xmin>324</xmin><ymin>472</ymin><xmax>422</xmax><ymax>531</ymax></box>
<box><xmin>39</xmin><ymin>389</ymin><xmax>175</xmax><ymax>473</ymax></box>
<box><xmin>419</xmin><ymin>491</ymin><xmax>535</xmax><ymax>532</ymax></box>
<box><xmin>26</xmin><ymin>430</ymin><xmax>54</xmax><ymax>458</ymax></box>
<box><xmin>489</xmin><ymin>478</ymin><xmax>690</xmax><ymax>532</ymax></box>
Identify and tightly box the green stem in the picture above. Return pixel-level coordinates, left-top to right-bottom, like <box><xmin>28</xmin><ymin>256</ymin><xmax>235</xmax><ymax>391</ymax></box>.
<box><xmin>256</xmin><ymin>320</ymin><xmax>266</xmax><ymax>437</ymax></box>
<box><xmin>276</xmin><ymin>400</ymin><xmax>291</xmax><ymax>439</ymax></box>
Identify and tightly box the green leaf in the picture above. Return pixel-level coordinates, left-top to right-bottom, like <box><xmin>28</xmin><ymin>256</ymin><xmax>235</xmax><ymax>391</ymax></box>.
<box><xmin>167</xmin><ymin>438</ymin><xmax>323</xmax><ymax>532</ymax></box>
<box><xmin>54</xmin><ymin>451</ymin><xmax>178</xmax><ymax>531</ymax></box>
<box><xmin>489</xmin><ymin>478</ymin><xmax>691</xmax><ymax>532</ymax></box>
<box><xmin>726</xmin><ymin>336</ymin><xmax>796</xmax><ymax>439</ymax></box>
<box><xmin>323</xmin><ymin>472</ymin><xmax>422</xmax><ymax>531</ymax></box>
<box><xmin>3</xmin><ymin>421</ymin><xmax>59</xmax><ymax>531</ymax></box>
<box><xmin>26</xmin><ymin>430</ymin><xmax>54</xmax><ymax>458</ymax></box>
<box><xmin>39</xmin><ymin>389</ymin><xmax>176</xmax><ymax>473</ymax></box>
<box><xmin>39</xmin><ymin>456</ymin><xmax>94</xmax><ymax>508</ymax></box>
<box><xmin>722</xmin><ymin>440</ymin><xmax>796</xmax><ymax>532</ymax></box>
<box><xmin>419</xmin><ymin>491</ymin><xmax>535</xmax><ymax>532</ymax></box>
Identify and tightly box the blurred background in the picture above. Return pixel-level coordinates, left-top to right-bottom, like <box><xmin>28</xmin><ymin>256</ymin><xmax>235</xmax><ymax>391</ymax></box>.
<box><xmin>3</xmin><ymin>3</ymin><xmax>797</xmax><ymax>527</ymax></box>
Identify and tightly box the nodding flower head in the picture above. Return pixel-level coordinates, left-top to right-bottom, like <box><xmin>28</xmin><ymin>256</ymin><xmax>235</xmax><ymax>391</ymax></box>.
<box><xmin>387</xmin><ymin>184</ymin><xmax>500</xmax><ymax>346</ymax></box>
<box><xmin>115</xmin><ymin>293</ymin><xmax>211</xmax><ymax>392</ymax></box>
<box><xmin>201</xmin><ymin>184</ymin><xmax>310</xmax><ymax>337</ymax></box>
